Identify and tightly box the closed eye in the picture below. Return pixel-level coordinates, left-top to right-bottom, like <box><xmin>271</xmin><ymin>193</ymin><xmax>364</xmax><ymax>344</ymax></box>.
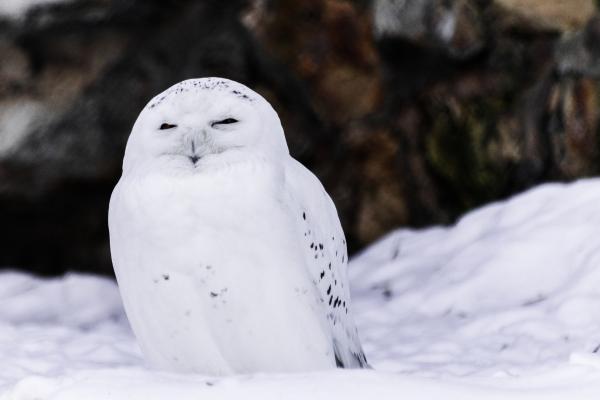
<box><xmin>160</xmin><ymin>123</ymin><xmax>177</xmax><ymax>130</ymax></box>
<box><xmin>211</xmin><ymin>118</ymin><xmax>239</xmax><ymax>128</ymax></box>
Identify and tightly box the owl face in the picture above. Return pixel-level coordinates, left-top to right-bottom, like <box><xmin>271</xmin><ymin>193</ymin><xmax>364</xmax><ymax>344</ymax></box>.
<box><xmin>122</xmin><ymin>78</ymin><xmax>288</xmax><ymax>174</ymax></box>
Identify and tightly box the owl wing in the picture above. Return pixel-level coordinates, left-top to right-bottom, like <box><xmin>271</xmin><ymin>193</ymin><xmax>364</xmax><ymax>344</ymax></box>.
<box><xmin>283</xmin><ymin>158</ymin><xmax>368</xmax><ymax>368</ymax></box>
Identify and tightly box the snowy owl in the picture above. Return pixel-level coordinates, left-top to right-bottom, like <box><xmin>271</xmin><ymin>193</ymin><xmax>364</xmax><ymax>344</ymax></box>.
<box><xmin>108</xmin><ymin>78</ymin><xmax>368</xmax><ymax>375</ymax></box>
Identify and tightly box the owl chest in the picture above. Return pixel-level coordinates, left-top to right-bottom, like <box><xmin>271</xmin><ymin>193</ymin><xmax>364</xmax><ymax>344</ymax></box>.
<box><xmin>121</xmin><ymin>171</ymin><xmax>294</xmax><ymax>273</ymax></box>
<box><xmin>140</xmin><ymin>182</ymin><xmax>278</xmax><ymax>236</ymax></box>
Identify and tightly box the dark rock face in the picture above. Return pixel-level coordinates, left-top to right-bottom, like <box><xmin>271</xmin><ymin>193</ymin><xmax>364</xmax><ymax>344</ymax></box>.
<box><xmin>0</xmin><ymin>0</ymin><xmax>599</xmax><ymax>275</ymax></box>
<box><xmin>0</xmin><ymin>0</ymin><xmax>267</xmax><ymax>275</ymax></box>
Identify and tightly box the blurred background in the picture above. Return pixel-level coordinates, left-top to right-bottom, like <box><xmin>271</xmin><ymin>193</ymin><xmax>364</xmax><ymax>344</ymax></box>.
<box><xmin>1</xmin><ymin>0</ymin><xmax>599</xmax><ymax>276</ymax></box>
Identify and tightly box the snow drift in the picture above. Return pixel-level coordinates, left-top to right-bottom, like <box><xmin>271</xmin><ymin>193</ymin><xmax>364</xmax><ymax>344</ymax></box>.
<box><xmin>2</xmin><ymin>179</ymin><xmax>600</xmax><ymax>399</ymax></box>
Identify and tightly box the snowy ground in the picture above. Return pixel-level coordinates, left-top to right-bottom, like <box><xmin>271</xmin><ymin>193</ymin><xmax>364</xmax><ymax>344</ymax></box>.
<box><xmin>2</xmin><ymin>179</ymin><xmax>600</xmax><ymax>399</ymax></box>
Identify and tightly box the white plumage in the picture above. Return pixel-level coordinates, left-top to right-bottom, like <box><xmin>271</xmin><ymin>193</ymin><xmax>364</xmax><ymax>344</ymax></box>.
<box><xmin>108</xmin><ymin>78</ymin><xmax>367</xmax><ymax>375</ymax></box>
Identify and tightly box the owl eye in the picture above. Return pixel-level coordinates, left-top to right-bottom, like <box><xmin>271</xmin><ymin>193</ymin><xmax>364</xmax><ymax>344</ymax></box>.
<box><xmin>211</xmin><ymin>118</ymin><xmax>239</xmax><ymax>127</ymax></box>
<box><xmin>159</xmin><ymin>123</ymin><xmax>177</xmax><ymax>130</ymax></box>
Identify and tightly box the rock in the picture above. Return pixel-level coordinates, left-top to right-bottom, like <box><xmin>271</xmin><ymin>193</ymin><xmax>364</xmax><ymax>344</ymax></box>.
<box><xmin>494</xmin><ymin>0</ymin><xmax>596</xmax><ymax>32</ymax></box>
<box><xmin>1</xmin><ymin>0</ymin><xmax>600</xmax><ymax>275</ymax></box>
<box><xmin>373</xmin><ymin>0</ymin><xmax>485</xmax><ymax>59</ymax></box>
<box><xmin>556</xmin><ymin>15</ymin><xmax>600</xmax><ymax>77</ymax></box>
<box><xmin>0</xmin><ymin>0</ymin><xmax>271</xmax><ymax>274</ymax></box>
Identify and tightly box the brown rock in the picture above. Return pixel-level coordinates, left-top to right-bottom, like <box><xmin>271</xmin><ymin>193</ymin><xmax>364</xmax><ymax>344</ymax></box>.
<box><xmin>494</xmin><ymin>0</ymin><xmax>596</xmax><ymax>32</ymax></box>
<box><xmin>2</xmin><ymin>0</ymin><xmax>600</xmax><ymax>277</ymax></box>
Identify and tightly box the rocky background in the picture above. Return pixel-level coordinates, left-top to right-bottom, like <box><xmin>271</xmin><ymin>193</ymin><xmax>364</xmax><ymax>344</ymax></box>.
<box><xmin>1</xmin><ymin>0</ymin><xmax>599</xmax><ymax>276</ymax></box>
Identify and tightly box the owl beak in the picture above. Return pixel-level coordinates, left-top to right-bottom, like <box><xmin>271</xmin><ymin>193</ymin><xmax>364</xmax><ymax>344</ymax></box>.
<box><xmin>184</xmin><ymin>130</ymin><xmax>210</xmax><ymax>166</ymax></box>
<box><xmin>188</xmin><ymin>137</ymin><xmax>201</xmax><ymax>164</ymax></box>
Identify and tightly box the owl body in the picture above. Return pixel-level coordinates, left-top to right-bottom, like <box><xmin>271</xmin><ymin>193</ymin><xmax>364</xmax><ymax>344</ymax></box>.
<box><xmin>109</xmin><ymin>78</ymin><xmax>367</xmax><ymax>375</ymax></box>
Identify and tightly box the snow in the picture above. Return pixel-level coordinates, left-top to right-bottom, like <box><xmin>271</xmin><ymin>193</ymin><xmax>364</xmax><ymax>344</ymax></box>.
<box><xmin>351</xmin><ymin>179</ymin><xmax>600</xmax><ymax>379</ymax></box>
<box><xmin>2</xmin><ymin>179</ymin><xmax>600</xmax><ymax>399</ymax></box>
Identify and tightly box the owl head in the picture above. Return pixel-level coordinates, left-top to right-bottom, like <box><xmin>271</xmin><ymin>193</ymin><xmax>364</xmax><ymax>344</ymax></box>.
<box><xmin>122</xmin><ymin>78</ymin><xmax>289</xmax><ymax>174</ymax></box>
